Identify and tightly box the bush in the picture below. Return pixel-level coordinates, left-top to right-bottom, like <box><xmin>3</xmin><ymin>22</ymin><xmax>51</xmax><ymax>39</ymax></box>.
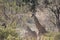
<box><xmin>54</xmin><ymin>34</ymin><xmax>60</xmax><ymax>40</ymax></box>
<box><xmin>0</xmin><ymin>27</ymin><xmax>19</xmax><ymax>40</ymax></box>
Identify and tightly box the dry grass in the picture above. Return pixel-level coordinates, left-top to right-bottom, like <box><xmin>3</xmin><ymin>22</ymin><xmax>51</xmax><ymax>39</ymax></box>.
<box><xmin>20</xmin><ymin>32</ymin><xmax>60</xmax><ymax>40</ymax></box>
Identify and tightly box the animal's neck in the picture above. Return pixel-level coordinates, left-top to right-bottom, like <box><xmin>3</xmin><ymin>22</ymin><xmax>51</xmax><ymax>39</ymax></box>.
<box><xmin>33</xmin><ymin>15</ymin><xmax>47</xmax><ymax>34</ymax></box>
<box><xmin>33</xmin><ymin>15</ymin><xmax>42</xmax><ymax>28</ymax></box>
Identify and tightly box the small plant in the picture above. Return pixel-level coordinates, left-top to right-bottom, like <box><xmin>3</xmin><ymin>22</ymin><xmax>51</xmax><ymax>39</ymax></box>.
<box><xmin>54</xmin><ymin>34</ymin><xmax>60</xmax><ymax>40</ymax></box>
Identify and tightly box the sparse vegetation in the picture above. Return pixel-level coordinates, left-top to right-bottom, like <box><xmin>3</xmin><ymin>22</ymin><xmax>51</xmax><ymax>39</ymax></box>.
<box><xmin>0</xmin><ymin>0</ymin><xmax>60</xmax><ymax>40</ymax></box>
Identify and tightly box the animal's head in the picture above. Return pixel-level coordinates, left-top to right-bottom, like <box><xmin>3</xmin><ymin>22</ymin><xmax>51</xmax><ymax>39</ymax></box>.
<box><xmin>31</xmin><ymin>13</ymin><xmax>36</xmax><ymax>17</ymax></box>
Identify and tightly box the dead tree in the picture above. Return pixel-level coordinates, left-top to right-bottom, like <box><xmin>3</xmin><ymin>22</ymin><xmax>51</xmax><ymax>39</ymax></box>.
<box><xmin>48</xmin><ymin>5</ymin><xmax>60</xmax><ymax>32</ymax></box>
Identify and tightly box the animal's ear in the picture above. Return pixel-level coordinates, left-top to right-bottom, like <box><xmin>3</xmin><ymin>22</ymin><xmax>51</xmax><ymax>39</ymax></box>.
<box><xmin>31</xmin><ymin>14</ymin><xmax>33</xmax><ymax>17</ymax></box>
<box><xmin>31</xmin><ymin>14</ymin><xmax>34</xmax><ymax>17</ymax></box>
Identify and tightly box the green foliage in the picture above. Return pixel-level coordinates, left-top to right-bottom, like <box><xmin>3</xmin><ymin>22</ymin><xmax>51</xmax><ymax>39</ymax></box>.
<box><xmin>0</xmin><ymin>12</ymin><xmax>20</xmax><ymax>40</ymax></box>
<box><xmin>0</xmin><ymin>26</ymin><xmax>19</xmax><ymax>40</ymax></box>
<box><xmin>7</xmin><ymin>34</ymin><xmax>19</xmax><ymax>40</ymax></box>
<box><xmin>54</xmin><ymin>34</ymin><xmax>60</xmax><ymax>40</ymax></box>
<box><xmin>41</xmin><ymin>32</ymin><xmax>60</xmax><ymax>40</ymax></box>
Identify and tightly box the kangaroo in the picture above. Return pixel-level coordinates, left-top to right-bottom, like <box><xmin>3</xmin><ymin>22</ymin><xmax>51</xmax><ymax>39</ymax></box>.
<box><xmin>31</xmin><ymin>13</ymin><xmax>47</xmax><ymax>40</ymax></box>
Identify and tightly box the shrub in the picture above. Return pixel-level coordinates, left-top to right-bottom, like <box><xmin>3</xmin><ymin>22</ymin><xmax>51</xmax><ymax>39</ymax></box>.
<box><xmin>54</xmin><ymin>34</ymin><xmax>60</xmax><ymax>40</ymax></box>
<box><xmin>0</xmin><ymin>27</ymin><xmax>19</xmax><ymax>40</ymax></box>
